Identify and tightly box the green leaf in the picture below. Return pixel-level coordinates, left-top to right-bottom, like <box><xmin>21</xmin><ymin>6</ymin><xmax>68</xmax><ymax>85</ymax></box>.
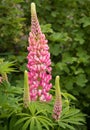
<box><xmin>74</xmin><ymin>68</ymin><xmax>84</xmax><ymax>75</ymax></box>
<box><xmin>35</xmin><ymin>109</ymin><xmax>47</xmax><ymax>116</ymax></box>
<box><xmin>30</xmin><ymin>118</ymin><xmax>36</xmax><ymax>130</ymax></box>
<box><xmin>22</xmin><ymin>119</ymin><xmax>31</xmax><ymax>130</ymax></box>
<box><xmin>17</xmin><ymin>113</ymin><xmax>30</xmax><ymax>117</ymax></box>
<box><xmin>58</xmin><ymin>122</ymin><xmax>66</xmax><ymax>129</ymax></box>
<box><xmin>80</xmin><ymin>16</ymin><xmax>90</xmax><ymax>27</ymax></box>
<box><xmin>0</xmin><ymin>61</ymin><xmax>16</xmax><ymax>74</ymax></box>
<box><xmin>29</xmin><ymin>103</ymin><xmax>36</xmax><ymax>115</ymax></box>
<box><xmin>41</xmin><ymin>24</ymin><xmax>53</xmax><ymax>33</ymax></box>
<box><xmin>38</xmin><ymin>119</ymin><xmax>49</xmax><ymax>130</ymax></box>
<box><xmin>50</xmin><ymin>44</ymin><xmax>61</xmax><ymax>56</ymax></box>
<box><xmin>61</xmin><ymin>108</ymin><xmax>80</xmax><ymax>119</ymax></box>
<box><xmin>37</xmin><ymin>116</ymin><xmax>52</xmax><ymax>130</ymax></box>
<box><xmin>50</xmin><ymin>32</ymin><xmax>69</xmax><ymax>42</ymax></box>
<box><xmin>62</xmin><ymin>123</ymin><xmax>75</xmax><ymax>130</ymax></box>
<box><xmin>58</xmin><ymin>121</ymin><xmax>75</xmax><ymax>130</ymax></box>
<box><xmin>15</xmin><ymin>117</ymin><xmax>30</xmax><ymax>126</ymax></box>
<box><xmin>56</xmin><ymin>62</ymin><xmax>69</xmax><ymax>73</ymax></box>
<box><xmin>74</xmin><ymin>33</ymin><xmax>84</xmax><ymax>44</ymax></box>
<box><xmin>60</xmin><ymin>107</ymin><xmax>69</xmax><ymax>117</ymax></box>
<box><xmin>76</xmin><ymin>47</ymin><xmax>90</xmax><ymax>64</ymax></box>
<box><xmin>75</xmin><ymin>74</ymin><xmax>88</xmax><ymax>87</ymax></box>
<box><xmin>62</xmin><ymin>92</ymin><xmax>77</xmax><ymax>100</ymax></box>
<box><xmin>62</xmin><ymin>52</ymin><xmax>77</xmax><ymax>64</ymax></box>
<box><xmin>63</xmin><ymin>76</ymin><xmax>74</xmax><ymax>90</ymax></box>
<box><xmin>9</xmin><ymin>116</ymin><xmax>22</xmax><ymax>130</ymax></box>
<box><xmin>35</xmin><ymin>120</ymin><xmax>42</xmax><ymax>130</ymax></box>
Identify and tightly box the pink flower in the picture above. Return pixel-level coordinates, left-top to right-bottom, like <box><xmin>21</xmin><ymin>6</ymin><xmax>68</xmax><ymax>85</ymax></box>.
<box><xmin>27</xmin><ymin>3</ymin><xmax>52</xmax><ymax>101</ymax></box>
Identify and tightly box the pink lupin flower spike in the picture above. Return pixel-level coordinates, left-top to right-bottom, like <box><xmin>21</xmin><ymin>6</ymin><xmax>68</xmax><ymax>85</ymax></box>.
<box><xmin>52</xmin><ymin>76</ymin><xmax>62</xmax><ymax>120</ymax></box>
<box><xmin>27</xmin><ymin>3</ymin><xmax>52</xmax><ymax>101</ymax></box>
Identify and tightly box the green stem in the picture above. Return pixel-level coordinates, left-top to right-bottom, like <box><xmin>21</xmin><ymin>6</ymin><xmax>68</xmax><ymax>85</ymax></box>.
<box><xmin>23</xmin><ymin>70</ymin><xmax>30</xmax><ymax>108</ymax></box>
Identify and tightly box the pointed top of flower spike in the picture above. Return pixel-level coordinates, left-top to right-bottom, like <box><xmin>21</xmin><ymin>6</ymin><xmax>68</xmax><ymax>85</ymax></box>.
<box><xmin>31</xmin><ymin>3</ymin><xmax>36</xmax><ymax>15</ymax></box>
<box><xmin>31</xmin><ymin>2</ymin><xmax>41</xmax><ymax>35</ymax></box>
<box><xmin>55</xmin><ymin>76</ymin><xmax>61</xmax><ymax>97</ymax></box>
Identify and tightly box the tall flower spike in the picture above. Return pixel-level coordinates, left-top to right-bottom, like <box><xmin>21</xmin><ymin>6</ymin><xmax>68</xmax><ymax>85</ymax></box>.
<box><xmin>23</xmin><ymin>70</ymin><xmax>30</xmax><ymax>108</ymax></box>
<box><xmin>52</xmin><ymin>76</ymin><xmax>62</xmax><ymax>120</ymax></box>
<box><xmin>27</xmin><ymin>3</ymin><xmax>52</xmax><ymax>101</ymax></box>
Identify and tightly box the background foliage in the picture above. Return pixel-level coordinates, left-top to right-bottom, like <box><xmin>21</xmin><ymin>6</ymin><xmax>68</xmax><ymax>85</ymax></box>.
<box><xmin>0</xmin><ymin>0</ymin><xmax>90</xmax><ymax>129</ymax></box>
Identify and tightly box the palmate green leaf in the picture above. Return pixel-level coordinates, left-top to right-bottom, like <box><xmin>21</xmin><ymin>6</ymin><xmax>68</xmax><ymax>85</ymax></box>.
<box><xmin>29</xmin><ymin>118</ymin><xmax>42</xmax><ymax>130</ymax></box>
<box><xmin>61</xmin><ymin>108</ymin><xmax>80</xmax><ymax>119</ymax></box>
<box><xmin>0</xmin><ymin>79</ymin><xmax>10</xmax><ymax>88</ymax></box>
<box><xmin>58</xmin><ymin>107</ymin><xmax>85</xmax><ymax>129</ymax></box>
<box><xmin>60</xmin><ymin>107</ymin><xmax>69</xmax><ymax>117</ymax></box>
<box><xmin>9</xmin><ymin>116</ymin><xmax>16</xmax><ymax>130</ymax></box>
<box><xmin>22</xmin><ymin>119</ymin><xmax>31</xmax><ymax>130</ymax></box>
<box><xmin>76</xmin><ymin>47</ymin><xmax>90</xmax><ymax>64</ymax></box>
<box><xmin>75</xmin><ymin>74</ymin><xmax>88</xmax><ymax>87</ymax></box>
<box><xmin>63</xmin><ymin>123</ymin><xmax>75</xmax><ymax>130</ymax></box>
<box><xmin>38</xmin><ymin>119</ymin><xmax>49</xmax><ymax>130</ymax></box>
<box><xmin>34</xmin><ymin>101</ymin><xmax>53</xmax><ymax>114</ymax></box>
<box><xmin>37</xmin><ymin>116</ymin><xmax>53</xmax><ymax>129</ymax></box>
<box><xmin>29</xmin><ymin>102</ymin><xmax>47</xmax><ymax>116</ymax></box>
<box><xmin>58</xmin><ymin>122</ymin><xmax>66</xmax><ymax>129</ymax></box>
<box><xmin>62</xmin><ymin>52</ymin><xmax>77</xmax><ymax>64</ymax></box>
<box><xmin>49</xmin><ymin>32</ymin><xmax>69</xmax><ymax>42</ymax></box>
<box><xmin>61</xmin><ymin>114</ymin><xmax>85</xmax><ymax>124</ymax></box>
<box><xmin>41</xmin><ymin>24</ymin><xmax>53</xmax><ymax>33</ymax></box>
<box><xmin>69</xmin><ymin>115</ymin><xmax>85</xmax><ymax>122</ymax></box>
<box><xmin>49</xmin><ymin>43</ymin><xmax>61</xmax><ymax>56</ymax></box>
<box><xmin>15</xmin><ymin>117</ymin><xmax>30</xmax><ymax>126</ymax></box>
<box><xmin>80</xmin><ymin>16</ymin><xmax>90</xmax><ymax>27</ymax></box>
<box><xmin>22</xmin><ymin>117</ymin><xmax>42</xmax><ymax>130</ymax></box>
<box><xmin>17</xmin><ymin>113</ymin><xmax>31</xmax><ymax>117</ymax></box>
<box><xmin>0</xmin><ymin>61</ymin><xmax>16</xmax><ymax>74</ymax></box>
<box><xmin>0</xmin><ymin>80</ymin><xmax>23</xmax><ymax>97</ymax></box>
<box><xmin>35</xmin><ymin>120</ymin><xmax>42</xmax><ymax>130</ymax></box>
<box><xmin>58</xmin><ymin>121</ymin><xmax>75</xmax><ymax>130</ymax></box>
<box><xmin>9</xmin><ymin>116</ymin><xmax>22</xmax><ymax>130</ymax></box>
<box><xmin>28</xmin><ymin>103</ymin><xmax>36</xmax><ymax>115</ymax></box>
<box><xmin>62</xmin><ymin>119</ymin><xmax>84</xmax><ymax>125</ymax></box>
<box><xmin>62</xmin><ymin>92</ymin><xmax>77</xmax><ymax>100</ymax></box>
<box><xmin>35</xmin><ymin>109</ymin><xmax>47</xmax><ymax>116</ymax></box>
<box><xmin>30</xmin><ymin>118</ymin><xmax>36</xmax><ymax>130</ymax></box>
<box><xmin>37</xmin><ymin>116</ymin><xmax>52</xmax><ymax>124</ymax></box>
